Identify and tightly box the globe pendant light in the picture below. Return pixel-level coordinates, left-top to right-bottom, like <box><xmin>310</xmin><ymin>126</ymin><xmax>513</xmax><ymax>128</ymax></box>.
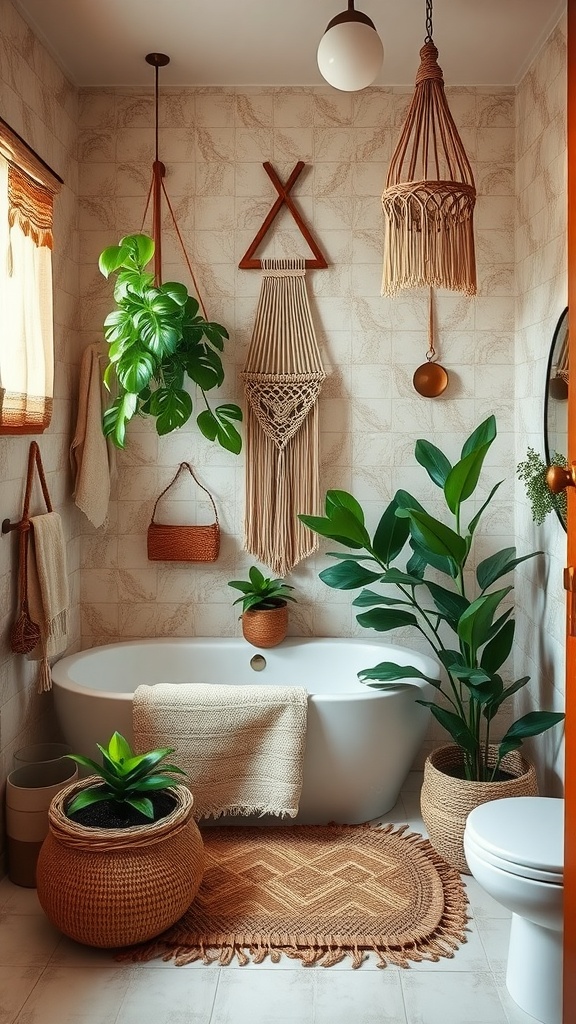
<box><xmin>317</xmin><ymin>0</ymin><xmax>384</xmax><ymax>92</ymax></box>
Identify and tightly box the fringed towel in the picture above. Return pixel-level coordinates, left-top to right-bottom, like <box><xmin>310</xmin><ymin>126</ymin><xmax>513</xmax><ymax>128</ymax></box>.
<box><xmin>242</xmin><ymin>258</ymin><xmax>326</xmax><ymax>575</ymax></box>
<box><xmin>133</xmin><ymin>682</ymin><xmax>308</xmax><ymax>820</ymax></box>
<box><xmin>70</xmin><ymin>342</ymin><xmax>116</xmax><ymax>528</ymax></box>
<box><xmin>26</xmin><ymin>512</ymin><xmax>69</xmax><ymax>692</ymax></box>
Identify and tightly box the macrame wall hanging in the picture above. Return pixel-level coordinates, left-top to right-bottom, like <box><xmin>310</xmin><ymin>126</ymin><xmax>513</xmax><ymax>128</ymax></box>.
<box><xmin>242</xmin><ymin>259</ymin><xmax>326</xmax><ymax>576</ymax></box>
<box><xmin>381</xmin><ymin>0</ymin><xmax>477</xmax><ymax>297</ymax></box>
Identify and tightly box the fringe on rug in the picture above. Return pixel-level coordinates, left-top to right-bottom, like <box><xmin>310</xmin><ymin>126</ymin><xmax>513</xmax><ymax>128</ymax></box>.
<box><xmin>118</xmin><ymin>822</ymin><xmax>470</xmax><ymax>970</ymax></box>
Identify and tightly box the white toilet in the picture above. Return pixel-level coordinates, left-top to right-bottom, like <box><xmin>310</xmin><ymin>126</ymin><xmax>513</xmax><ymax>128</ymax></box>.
<box><xmin>464</xmin><ymin>796</ymin><xmax>564</xmax><ymax>1024</ymax></box>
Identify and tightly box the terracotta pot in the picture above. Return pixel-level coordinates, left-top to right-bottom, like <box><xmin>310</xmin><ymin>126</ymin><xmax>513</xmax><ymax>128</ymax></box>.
<box><xmin>242</xmin><ymin>600</ymin><xmax>288</xmax><ymax>648</ymax></box>
<box><xmin>420</xmin><ymin>744</ymin><xmax>539</xmax><ymax>874</ymax></box>
<box><xmin>36</xmin><ymin>777</ymin><xmax>205</xmax><ymax>947</ymax></box>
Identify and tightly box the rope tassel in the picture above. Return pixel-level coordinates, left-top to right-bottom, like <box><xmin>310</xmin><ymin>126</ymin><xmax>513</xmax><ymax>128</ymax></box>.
<box><xmin>242</xmin><ymin>259</ymin><xmax>326</xmax><ymax>575</ymax></box>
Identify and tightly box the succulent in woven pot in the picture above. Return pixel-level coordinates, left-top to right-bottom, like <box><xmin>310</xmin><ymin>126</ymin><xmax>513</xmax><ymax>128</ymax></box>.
<box><xmin>36</xmin><ymin>733</ymin><xmax>205</xmax><ymax>948</ymax></box>
<box><xmin>228</xmin><ymin>565</ymin><xmax>296</xmax><ymax>648</ymax></box>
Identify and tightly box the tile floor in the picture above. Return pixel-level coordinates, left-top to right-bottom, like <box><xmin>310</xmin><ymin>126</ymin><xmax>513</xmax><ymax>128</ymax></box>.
<box><xmin>0</xmin><ymin>773</ymin><xmax>545</xmax><ymax>1024</ymax></box>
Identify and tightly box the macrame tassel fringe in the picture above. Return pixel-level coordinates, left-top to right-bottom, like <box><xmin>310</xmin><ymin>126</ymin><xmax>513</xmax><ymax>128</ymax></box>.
<box><xmin>381</xmin><ymin>186</ymin><xmax>476</xmax><ymax>296</ymax></box>
<box><xmin>244</xmin><ymin>401</ymin><xmax>321</xmax><ymax>577</ymax></box>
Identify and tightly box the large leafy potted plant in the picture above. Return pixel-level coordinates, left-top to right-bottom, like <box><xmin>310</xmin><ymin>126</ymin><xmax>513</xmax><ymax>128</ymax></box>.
<box><xmin>299</xmin><ymin>415</ymin><xmax>564</xmax><ymax>870</ymax></box>
<box><xmin>228</xmin><ymin>565</ymin><xmax>297</xmax><ymax>648</ymax></box>
<box><xmin>36</xmin><ymin>732</ymin><xmax>205</xmax><ymax>947</ymax></box>
<box><xmin>98</xmin><ymin>233</ymin><xmax>242</xmax><ymax>452</ymax></box>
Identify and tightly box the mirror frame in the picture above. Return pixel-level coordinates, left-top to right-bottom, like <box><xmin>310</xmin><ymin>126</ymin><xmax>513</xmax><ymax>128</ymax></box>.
<box><xmin>543</xmin><ymin>305</ymin><xmax>569</xmax><ymax>532</ymax></box>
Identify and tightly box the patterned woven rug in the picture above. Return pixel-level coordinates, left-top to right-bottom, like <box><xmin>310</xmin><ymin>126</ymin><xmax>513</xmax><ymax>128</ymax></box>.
<box><xmin>127</xmin><ymin>822</ymin><xmax>469</xmax><ymax>969</ymax></box>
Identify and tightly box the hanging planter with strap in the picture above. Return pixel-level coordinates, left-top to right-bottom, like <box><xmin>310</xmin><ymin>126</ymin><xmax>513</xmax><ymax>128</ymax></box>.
<box><xmin>97</xmin><ymin>54</ymin><xmax>242</xmax><ymax>454</ymax></box>
<box><xmin>381</xmin><ymin>0</ymin><xmax>477</xmax><ymax>297</ymax></box>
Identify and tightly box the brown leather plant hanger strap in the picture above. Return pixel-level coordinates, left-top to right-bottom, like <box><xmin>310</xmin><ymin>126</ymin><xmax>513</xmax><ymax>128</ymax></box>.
<box><xmin>412</xmin><ymin>288</ymin><xmax>449</xmax><ymax>398</ymax></box>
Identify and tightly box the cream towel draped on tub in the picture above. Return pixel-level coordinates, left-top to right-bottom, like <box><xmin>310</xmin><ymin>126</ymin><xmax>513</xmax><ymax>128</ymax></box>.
<box><xmin>133</xmin><ymin>683</ymin><xmax>308</xmax><ymax>820</ymax></box>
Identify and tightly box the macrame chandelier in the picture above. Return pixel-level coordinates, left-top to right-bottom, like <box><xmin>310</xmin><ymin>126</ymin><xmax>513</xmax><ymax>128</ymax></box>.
<box><xmin>381</xmin><ymin>0</ymin><xmax>477</xmax><ymax>297</ymax></box>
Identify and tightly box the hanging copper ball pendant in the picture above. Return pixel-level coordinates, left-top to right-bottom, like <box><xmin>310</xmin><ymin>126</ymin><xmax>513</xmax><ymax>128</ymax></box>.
<box><xmin>412</xmin><ymin>360</ymin><xmax>449</xmax><ymax>398</ymax></box>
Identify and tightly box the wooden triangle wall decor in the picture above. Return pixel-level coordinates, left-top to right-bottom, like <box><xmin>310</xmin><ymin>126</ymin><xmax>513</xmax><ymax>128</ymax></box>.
<box><xmin>238</xmin><ymin>162</ymin><xmax>328</xmax><ymax>270</ymax></box>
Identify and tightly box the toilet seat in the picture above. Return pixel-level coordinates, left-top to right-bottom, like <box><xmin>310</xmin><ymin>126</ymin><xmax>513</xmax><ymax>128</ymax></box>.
<box><xmin>465</xmin><ymin>796</ymin><xmax>563</xmax><ymax>882</ymax></box>
<box><xmin>464</xmin><ymin>831</ymin><xmax>563</xmax><ymax>883</ymax></box>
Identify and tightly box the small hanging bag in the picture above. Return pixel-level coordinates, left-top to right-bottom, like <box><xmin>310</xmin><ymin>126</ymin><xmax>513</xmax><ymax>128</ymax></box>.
<box><xmin>147</xmin><ymin>463</ymin><xmax>220</xmax><ymax>563</ymax></box>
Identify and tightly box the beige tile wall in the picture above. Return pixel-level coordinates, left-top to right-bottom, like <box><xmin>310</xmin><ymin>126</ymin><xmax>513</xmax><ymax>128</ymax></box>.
<box><xmin>75</xmin><ymin>79</ymin><xmax>525</xmax><ymax>765</ymax></box>
<box><xmin>514</xmin><ymin>17</ymin><xmax>567</xmax><ymax>794</ymax></box>
<box><xmin>0</xmin><ymin>0</ymin><xmax>81</xmax><ymax>860</ymax></box>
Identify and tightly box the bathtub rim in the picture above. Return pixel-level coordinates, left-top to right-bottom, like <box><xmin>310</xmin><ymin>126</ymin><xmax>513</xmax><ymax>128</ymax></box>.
<box><xmin>50</xmin><ymin>636</ymin><xmax>440</xmax><ymax>702</ymax></box>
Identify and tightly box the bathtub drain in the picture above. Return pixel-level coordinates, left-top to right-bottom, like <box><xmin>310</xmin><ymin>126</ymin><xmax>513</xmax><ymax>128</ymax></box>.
<box><xmin>250</xmin><ymin>654</ymin><xmax>266</xmax><ymax>672</ymax></box>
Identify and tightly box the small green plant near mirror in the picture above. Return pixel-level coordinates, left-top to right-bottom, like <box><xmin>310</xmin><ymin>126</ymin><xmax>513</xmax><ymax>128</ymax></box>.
<box><xmin>66</xmin><ymin>731</ymin><xmax>187</xmax><ymax>821</ymax></box>
<box><xmin>299</xmin><ymin>415</ymin><xmax>564</xmax><ymax>783</ymax></box>
<box><xmin>98</xmin><ymin>233</ymin><xmax>242</xmax><ymax>452</ymax></box>
<box><xmin>228</xmin><ymin>565</ymin><xmax>297</xmax><ymax>613</ymax></box>
<box><xmin>516</xmin><ymin>447</ymin><xmax>567</xmax><ymax>525</ymax></box>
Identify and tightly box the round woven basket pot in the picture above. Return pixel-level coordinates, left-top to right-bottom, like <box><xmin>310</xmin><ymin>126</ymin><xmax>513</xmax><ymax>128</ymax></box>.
<box><xmin>242</xmin><ymin>601</ymin><xmax>288</xmax><ymax>648</ymax></box>
<box><xmin>36</xmin><ymin>778</ymin><xmax>205</xmax><ymax>948</ymax></box>
<box><xmin>420</xmin><ymin>744</ymin><xmax>539</xmax><ymax>874</ymax></box>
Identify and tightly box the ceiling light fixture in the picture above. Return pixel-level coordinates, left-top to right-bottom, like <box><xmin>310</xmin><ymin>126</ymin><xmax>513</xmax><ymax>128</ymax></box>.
<box><xmin>317</xmin><ymin>1</ymin><xmax>383</xmax><ymax>92</ymax></box>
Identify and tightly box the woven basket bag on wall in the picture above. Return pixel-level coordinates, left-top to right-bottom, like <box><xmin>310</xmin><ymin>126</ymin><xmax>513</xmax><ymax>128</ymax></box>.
<box><xmin>36</xmin><ymin>778</ymin><xmax>205</xmax><ymax>948</ymax></box>
<box><xmin>420</xmin><ymin>744</ymin><xmax>539</xmax><ymax>874</ymax></box>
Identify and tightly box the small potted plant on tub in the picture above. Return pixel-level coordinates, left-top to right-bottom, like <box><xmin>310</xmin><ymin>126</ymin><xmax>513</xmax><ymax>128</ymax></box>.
<box><xmin>36</xmin><ymin>732</ymin><xmax>205</xmax><ymax>947</ymax></box>
<box><xmin>228</xmin><ymin>565</ymin><xmax>297</xmax><ymax>648</ymax></box>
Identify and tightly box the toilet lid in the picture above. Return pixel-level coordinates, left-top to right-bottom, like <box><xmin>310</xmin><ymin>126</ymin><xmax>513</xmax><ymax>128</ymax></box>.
<box><xmin>465</xmin><ymin>797</ymin><xmax>564</xmax><ymax>879</ymax></box>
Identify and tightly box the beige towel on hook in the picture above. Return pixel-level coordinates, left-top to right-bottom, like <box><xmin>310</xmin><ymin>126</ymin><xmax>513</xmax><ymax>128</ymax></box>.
<box><xmin>26</xmin><ymin>512</ymin><xmax>70</xmax><ymax>693</ymax></box>
<box><xmin>133</xmin><ymin>682</ymin><xmax>308</xmax><ymax>820</ymax></box>
<box><xmin>70</xmin><ymin>342</ymin><xmax>115</xmax><ymax>528</ymax></box>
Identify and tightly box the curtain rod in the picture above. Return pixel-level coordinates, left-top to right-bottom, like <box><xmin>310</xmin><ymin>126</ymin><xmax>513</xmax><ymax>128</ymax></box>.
<box><xmin>0</xmin><ymin>114</ymin><xmax>64</xmax><ymax>186</ymax></box>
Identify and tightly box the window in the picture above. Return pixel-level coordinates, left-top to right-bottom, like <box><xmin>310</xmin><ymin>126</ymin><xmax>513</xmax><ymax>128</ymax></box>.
<box><xmin>0</xmin><ymin>118</ymin><xmax>61</xmax><ymax>434</ymax></box>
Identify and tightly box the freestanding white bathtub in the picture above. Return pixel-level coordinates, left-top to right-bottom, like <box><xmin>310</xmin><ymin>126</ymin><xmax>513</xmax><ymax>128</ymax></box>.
<box><xmin>51</xmin><ymin>637</ymin><xmax>439</xmax><ymax>824</ymax></box>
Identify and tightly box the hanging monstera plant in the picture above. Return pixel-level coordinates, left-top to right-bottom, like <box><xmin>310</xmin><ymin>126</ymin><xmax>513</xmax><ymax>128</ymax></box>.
<box><xmin>99</xmin><ymin>233</ymin><xmax>242</xmax><ymax>453</ymax></box>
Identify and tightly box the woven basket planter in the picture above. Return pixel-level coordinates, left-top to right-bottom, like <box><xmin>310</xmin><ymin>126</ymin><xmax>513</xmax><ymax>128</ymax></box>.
<box><xmin>420</xmin><ymin>744</ymin><xmax>539</xmax><ymax>874</ymax></box>
<box><xmin>242</xmin><ymin>601</ymin><xmax>288</xmax><ymax>648</ymax></box>
<box><xmin>36</xmin><ymin>778</ymin><xmax>205</xmax><ymax>948</ymax></box>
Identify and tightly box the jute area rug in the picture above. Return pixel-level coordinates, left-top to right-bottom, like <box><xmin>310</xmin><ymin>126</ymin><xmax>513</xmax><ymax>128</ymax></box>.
<box><xmin>127</xmin><ymin>822</ymin><xmax>469</xmax><ymax>969</ymax></box>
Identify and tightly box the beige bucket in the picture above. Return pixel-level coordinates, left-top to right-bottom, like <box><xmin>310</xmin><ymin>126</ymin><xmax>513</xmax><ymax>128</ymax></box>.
<box><xmin>6</xmin><ymin>748</ymin><xmax>78</xmax><ymax>887</ymax></box>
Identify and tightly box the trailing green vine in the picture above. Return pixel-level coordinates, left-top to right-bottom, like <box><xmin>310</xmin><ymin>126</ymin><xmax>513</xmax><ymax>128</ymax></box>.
<box><xmin>516</xmin><ymin>448</ymin><xmax>567</xmax><ymax>525</ymax></box>
<box><xmin>98</xmin><ymin>233</ymin><xmax>242</xmax><ymax>453</ymax></box>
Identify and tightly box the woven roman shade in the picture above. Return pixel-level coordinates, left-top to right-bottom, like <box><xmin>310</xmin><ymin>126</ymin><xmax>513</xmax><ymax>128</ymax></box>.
<box><xmin>0</xmin><ymin>118</ymin><xmax>61</xmax><ymax>435</ymax></box>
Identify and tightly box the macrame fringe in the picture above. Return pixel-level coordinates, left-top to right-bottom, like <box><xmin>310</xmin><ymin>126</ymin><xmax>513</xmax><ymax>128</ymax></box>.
<box><xmin>244</xmin><ymin>403</ymin><xmax>321</xmax><ymax>577</ymax></box>
<box><xmin>381</xmin><ymin>186</ymin><xmax>476</xmax><ymax>297</ymax></box>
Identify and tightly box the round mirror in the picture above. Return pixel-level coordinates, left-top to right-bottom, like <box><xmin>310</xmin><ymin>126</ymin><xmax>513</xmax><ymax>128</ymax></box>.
<box><xmin>543</xmin><ymin>306</ymin><xmax>568</xmax><ymax>531</ymax></box>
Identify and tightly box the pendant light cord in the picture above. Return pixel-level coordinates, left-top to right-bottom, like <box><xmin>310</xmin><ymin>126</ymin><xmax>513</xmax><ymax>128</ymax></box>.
<box><xmin>424</xmin><ymin>0</ymin><xmax>434</xmax><ymax>43</ymax></box>
<box><xmin>154</xmin><ymin>63</ymin><xmax>160</xmax><ymax>163</ymax></box>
